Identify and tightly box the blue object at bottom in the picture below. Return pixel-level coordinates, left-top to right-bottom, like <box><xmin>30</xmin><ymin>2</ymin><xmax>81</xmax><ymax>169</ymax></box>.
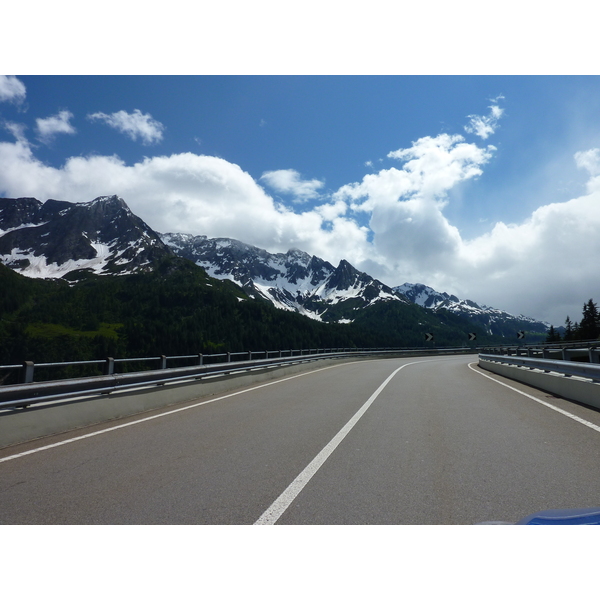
<box><xmin>517</xmin><ymin>507</ymin><xmax>600</xmax><ymax>525</ymax></box>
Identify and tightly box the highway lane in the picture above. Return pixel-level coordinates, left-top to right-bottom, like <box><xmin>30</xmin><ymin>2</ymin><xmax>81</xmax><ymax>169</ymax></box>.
<box><xmin>1</xmin><ymin>354</ymin><xmax>600</xmax><ymax>524</ymax></box>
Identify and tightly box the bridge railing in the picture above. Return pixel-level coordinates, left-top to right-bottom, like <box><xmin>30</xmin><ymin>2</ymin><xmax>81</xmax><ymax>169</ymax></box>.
<box><xmin>479</xmin><ymin>340</ymin><xmax>600</xmax><ymax>363</ymax></box>
<box><xmin>0</xmin><ymin>346</ymin><xmax>476</xmax><ymax>410</ymax></box>
<box><xmin>0</xmin><ymin>348</ymin><xmax>349</xmax><ymax>386</ymax></box>
<box><xmin>478</xmin><ymin>353</ymin><xmax>600</xmax><ymax>383</ymax></box>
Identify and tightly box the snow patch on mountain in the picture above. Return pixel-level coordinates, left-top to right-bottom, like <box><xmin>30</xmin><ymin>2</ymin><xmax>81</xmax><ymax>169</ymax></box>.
<box><xmin>160</xmin><ymin>232</ymin><xmax>407</xmax><ymax>323</ymax></box>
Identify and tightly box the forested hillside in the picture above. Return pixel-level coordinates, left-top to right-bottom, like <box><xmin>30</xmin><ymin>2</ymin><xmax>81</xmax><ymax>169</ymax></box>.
<box><xmin>1</xmin><ymin>256</ymin><xmax>516</xmax><ymax>376</ymax></box>
<box><xmin>0</xmin><ymin>257</ymin><xmax>359</xmax><ymax>366</ymax></box>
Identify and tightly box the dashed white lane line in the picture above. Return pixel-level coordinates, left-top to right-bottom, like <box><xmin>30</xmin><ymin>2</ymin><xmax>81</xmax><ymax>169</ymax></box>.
<box><xmin>468</xmin><ymin>362</ymin><xmax>600</xmax><ymax>434</ymax></box>
<box><xmin>254</xmin><ymin>360</ymin><xmax>428</xmax><ymax>525</ymax></box>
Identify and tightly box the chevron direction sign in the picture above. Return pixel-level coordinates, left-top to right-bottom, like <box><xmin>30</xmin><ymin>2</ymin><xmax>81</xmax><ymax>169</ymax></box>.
<box><xmin>425</xmin><ymin>333</ymin><xmax>434</xmax><ymax>342</ymax></box>
<box><xmin>517</xmin><ymin>331</ymin><xmax>525</xmax><ymax>339</ymax></box>
<box><xmin>468</xmin><ymin>333</ymin><xmax>477</xmax><ymax>341</ymax></box>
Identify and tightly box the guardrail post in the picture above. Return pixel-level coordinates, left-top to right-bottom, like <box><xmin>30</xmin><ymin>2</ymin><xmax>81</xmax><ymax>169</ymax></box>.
<box><xmin>160</xmin><ymin>355</ymin><xmax>167</xmax><ymax>369</ymax></box>
<box><xmin>22</xmin><ymin>361</ymin><xmax>34</xmax><ymax>384</ymax></box>
<box><xmin>590</xmin><ymin>348</ymin><xmax>600</xmax><ymax>364</ymax></box>
<box><xmin>227</xmin><ymin>352</ymin><xmax>231</xmax><ymax>362</ymax></box>
<box><xmin>279</xmin><ymin>350</ymin><xmax>282</xmax><ymax>358</ymax></box>
<box><xmin>198</xmin><ymin>353</ymin><xmax>203</xmax><ymax>366</ymax></box>
<box><xmin>104</xmin><ymin>357</ymin><xmax>115</xmax><ymax>376</ymax></box>
<box><xmin>562</xmin><ymin>348</ymin><xmax>569</xmax><ymax>361</ymax></box>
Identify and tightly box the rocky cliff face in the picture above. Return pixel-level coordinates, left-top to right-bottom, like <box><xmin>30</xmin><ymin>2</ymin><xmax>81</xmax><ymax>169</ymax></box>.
<box><xmin>0</xmin><ymin>195</ymin><xmax>173</xmax><ymax>278</ymax></box>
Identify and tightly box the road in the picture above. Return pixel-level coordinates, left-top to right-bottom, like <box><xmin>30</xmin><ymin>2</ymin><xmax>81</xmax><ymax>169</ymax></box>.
<box><xmin>1</xmin><ymin>354</ymin><xmax>600</xmax><ymax>524</ymax></box>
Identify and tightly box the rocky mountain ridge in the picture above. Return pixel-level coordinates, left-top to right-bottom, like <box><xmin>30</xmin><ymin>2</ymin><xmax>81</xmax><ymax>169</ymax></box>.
<box><xmin>0</xmin><ymin>195</ymin><xmax>550</xmax><ymax>335</ymax></box>
<box><xmin>160</xmin><ymin>232</ymin><xmax>407</xmax><ymax>323</ymax></box>
<box><xmin>0</xmin><ymin>195</ymin><xmax>172</xmax><ymax>278</ymax></box>
<box><xmin>395</xmin><ymin>282</ymin><xmax>550</xmax><ymax>337</ymax></box>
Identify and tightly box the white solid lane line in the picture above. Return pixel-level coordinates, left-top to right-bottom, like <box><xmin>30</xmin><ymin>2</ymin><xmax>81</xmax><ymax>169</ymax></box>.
<box><xmin>254</xmin><ymin>360</ymin><xmax>428</xmax><ymax>525</ymax></box>
<box><xmin>468</xmin><ymin>362</ymin><xmax>600</xmax><ymax>434</ymax></box>
<box><xmin>0</xmin><ymin>363</ymin><xmax>350</xmax><ymax>464</ymax></box>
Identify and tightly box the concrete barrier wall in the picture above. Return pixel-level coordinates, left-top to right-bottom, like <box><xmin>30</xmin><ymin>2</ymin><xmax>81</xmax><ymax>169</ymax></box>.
<box><xmin>0</xmin><ymin>357</ymin><xmax>356</xmax><ymax>450</ymax></box>
<box><xmin>479</xmin><ymin>358</ymin><xmax>600</xmax><ymax>410</ymax></box>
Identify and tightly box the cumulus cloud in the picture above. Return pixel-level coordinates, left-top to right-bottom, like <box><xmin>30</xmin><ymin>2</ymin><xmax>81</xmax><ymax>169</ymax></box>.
<box><xmin>334</xmin><ymin>134</ymin><xmax>494</xmax><ymax>276</ymax></box>
<box><xmin>87</xmin><ymin>109</ymin><xmax>164</xmax><ymax>144</ymax></box>
<box><xmin>35</xmin><ymin>110</ymin><xmax>76</xmax><ymax>143</ymax></box>
<box><xmin>464</xmin><ymin>101</ymin><xmax>504</xmax><ymax>139</ymax></box>
<box><xmin>260</xmin><ymin>169</ymin><xmax>324</xmax><ymax>202</ymax></box>
<box><xmin>0</xmin><ymin>76</ymin><xmax>26</xmax><ymax>104</ymax></box>
<box><xmin>457</xmin><ymin>187</ymin><xmax>600</xmax><ymax>324</ymax></box>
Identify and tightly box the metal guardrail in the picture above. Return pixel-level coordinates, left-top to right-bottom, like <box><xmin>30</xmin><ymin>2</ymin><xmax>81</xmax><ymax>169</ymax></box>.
<box><xmin>479</xmin><ymin>340</ymin><xmax>600</xmax><ymax>363</ymax></box>
<box><xmin>0</xmin><ymin>346</ymin><xmax>476</xmax><ymax>410</ymax></box>
<box><xmin>1</xmin><ymin>348</ymin><xmax>329</xmax><ymax>385</ymax></box>
<box><xmin>478</xmin><ymin>353</ymin><xmax>600</xmax><ymax>383</ymax></box>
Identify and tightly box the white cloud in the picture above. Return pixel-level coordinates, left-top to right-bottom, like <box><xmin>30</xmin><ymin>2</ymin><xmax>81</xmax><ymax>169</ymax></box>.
<box><xmin>575</xmin><ymin>148</ymin><xmax>600</xmax><ymax>176</ymax></box>
<box><xmin>87</xmin><ymin>109</ymin><xmax>164</xmax><ymax>144</ymax></box>
<box><xmin>35</xmin><ymin>110</ymin><xmax>76</xmax><ymax>143</ymax></box>
<box><xmin>260</xmin><ymin>169</ymin><xmax>324</xmax><ymax>202</ymax></box>
<box><xmin>457</xmin><ymin>188</ymin><xmax>600</xmax><ymax>324</ymax></box>
<box><xmin>332</xmin><ymin>133</ymin><xmax>493</xmax><ymax>287</ymax></box>
<box><xmin>0</xmin><ymin>76</ymin><xmax>26</xmax><ymax>104</ymax></box>
<box><xmin>464</xmin><ymin>101</ymin><xmax>504</xmax><ymax>139</ymax></box>
<box><xmin>3</xmin><ymin>121</ymin><xmax>28</xmax><ymax>144</ymax></box>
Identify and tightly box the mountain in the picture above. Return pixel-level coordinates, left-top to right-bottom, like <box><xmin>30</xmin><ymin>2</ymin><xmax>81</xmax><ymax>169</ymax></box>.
<box><xmin>395</xmin><ymin>282</ymin><xmax>549</xmax><ymax>338</ymax></box>
<box><xmin>160</xmin><ymin>232</ymin><xmax>408</xmax><ymax>323</ymax></box>
<box><xmin>0</xmin><ymin>195</ymin><xmax>549</xmax><ymax>342</ymax></box>
<box><xmin>0</xmin><ymin>195</ymin><xmax>173</xmax><ymax>278</ymax></box>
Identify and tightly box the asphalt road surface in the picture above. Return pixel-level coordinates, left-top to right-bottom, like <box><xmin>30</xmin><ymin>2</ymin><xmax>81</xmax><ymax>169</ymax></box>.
<box><xmin>2</xmin><ymin>354</ymin><xmax>600</xmax><ymax>524</ymax></box>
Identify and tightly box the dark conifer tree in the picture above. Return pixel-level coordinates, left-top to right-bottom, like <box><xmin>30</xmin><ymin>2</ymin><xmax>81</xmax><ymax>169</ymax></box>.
<box><xmin>579</xmin><ymin>299</ymin><xmax>600</xmax><ymax>340</ymax></box>
<box><xmin>546</xmin><ymin>325</ymin><xmax>561</xmax><ymax>343</ymax></box>
<box><xmin>564</xmin><ymin>316</ymin><xmax>574</xmax><ymax>341</ymax></box>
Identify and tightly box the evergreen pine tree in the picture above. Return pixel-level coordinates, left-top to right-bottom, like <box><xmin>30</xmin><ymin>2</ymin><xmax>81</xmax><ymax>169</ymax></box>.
<box><xmin>579</xmin><ymin>299</ymin><xmax>600</xmax><ymax>340</ymax></box>
<box><xmin>546</xmin><ymin>325</ymin><xmax>561</xmax><ymax>343</ymax></box>
<box><xmin>564</xmin><ymin>316</ymin><xmax>574</xmax><ymax>341</ymax></box>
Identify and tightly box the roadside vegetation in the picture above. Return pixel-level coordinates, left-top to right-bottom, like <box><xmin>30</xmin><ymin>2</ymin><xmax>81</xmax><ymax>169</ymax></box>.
<box><xmin>546</xmin><ymin>299</ymin><xmax>600</xmax><ymax>343</ymax></box>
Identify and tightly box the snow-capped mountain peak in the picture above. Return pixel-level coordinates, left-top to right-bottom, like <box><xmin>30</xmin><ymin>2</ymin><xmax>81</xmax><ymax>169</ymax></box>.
<box><xmin>0</xmin><ymin>195</ymin><xmax>172</xmax><ymax>278</ymax></box>
<box><xmin>395</xmin><ymin>282</ymin><xmax>549</xmax><ymax>336</ymax></box>
<box><xmin>160</xmin><ymin>232</ymin><xmax>407</xmax><ymax>322</ymax></box>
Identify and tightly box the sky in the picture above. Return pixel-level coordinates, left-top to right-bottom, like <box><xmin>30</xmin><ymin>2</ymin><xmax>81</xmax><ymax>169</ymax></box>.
<box><xmin>2</xmin><ymin>4</ymin><xmax>600</xmax><ymax>328</ymax></box>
